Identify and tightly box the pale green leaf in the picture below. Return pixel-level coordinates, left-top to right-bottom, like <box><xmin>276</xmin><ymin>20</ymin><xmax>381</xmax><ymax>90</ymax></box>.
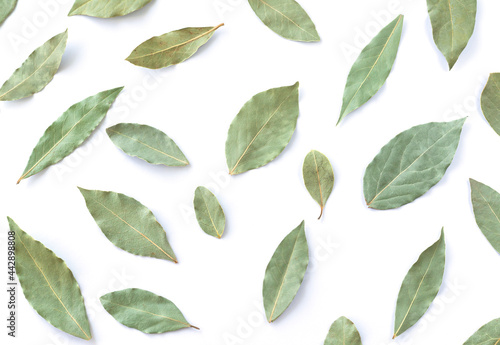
<box><xmin>0</xmin><ymin>0</ymin><xmax>17</xmax><ymax>25</ymax></box>
<box><xmin>464</xmin><ymin>318</ymin><xmax>500</xmax><ymax>345</ymax></box>
<box><xmin>303</xmin><ymin>150</ymin><xmax>334</xmax><ymax>219</ymax></box>
<box><xmin>193</xmin><ymin>187</ymin><xmax>225</xmax><ymax>239</ymax></box>
<box><xmin>69</xmin><ymin>0</ymin><xmax>152</xmax><ymax>18</ymax></box>
<box><xmin>480</xmin><ymin>73</ymin><xmax>500</xmax><ymax>136</ymax></box>
<box><xmin>324</xmin><ymin>316</ymin><xmax>362</xmax><ymax>345</ymax></box>
<box><xmin>470</xmin><ymin>179</ymin><xmax>500</xmax><ymax>254</ymax></box>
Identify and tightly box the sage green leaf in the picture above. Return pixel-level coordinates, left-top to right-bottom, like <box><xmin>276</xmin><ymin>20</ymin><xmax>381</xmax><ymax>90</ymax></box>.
<box><xmin>248</xmin><ymin>0</ymin><xmax>320</xmax><ymax>42</ymax></box>
<box><xmin>100</xmin><ymin>288</ymin><xmax>198</xmax><ymax>334</ymax></box>
<box><xmin>126</xmin><ymin>24</ymin><xmax>224</xmax><ymax>69</ymax></box>
<box><xmin>324</xmin><ymin>316</ymin><xmax>362</xmax><ymax>345</ymax></box>
<box><xmin>263</xmin><ymin>221</ymin><xmax>308</xmax><ymax>322</ymax></box>
<box><xmin>106</xmin><ymin>123</ymin><xmax>189</xmax><ymax>167</ymax></box>
<box><xmin>426</xmin><ymin>0</ymin><xmax>476</xmax><ymax>70</ymax></box>
<box><xmin>78</xmin><ymin>187</ymin><xmax>177</xmax><ymax>263</ymax></box>
<box><xmin>464</xmin><ymin>318</ymin><xmax>500</xmax><ymax>345</ymax></box>
<box><xmin>69</xmin><ymin>0</ymin><xmax>152</xmax><ymax>18</ymax></box>
<box><xmin>7</xmin><ymin>217</ymin><xmax>91</xmax><ymax>340</ymax></box>
<box><xmin>0</xmin><ymin>0</ymin><xmax>17</xmax><ymax>25</ymax></box>
<box><xmin>17</xmin><ymin>87</ymin><xmax>123</xmax><ymax>184</ymax></box>
<box><xmin>363</xmin><ymin>118</ymin><xmax>466</xmax><ymax>210</ymax></box>
<box><xmin>470</xmin><ymin>179</ymin><xmax>500</xmax><ymax>254</ymax></box>
<box><xmin>337</xmin><ymin>15</ymin><xmax>403</xmax><ymax>124</ymax></box>
<box><xmin>193</xmin><ymin>187</ymin><xmax>225</xmax><ymax>239</ymax></box>
<box><xmin>480</xmin><ymin>73</ymin><xmax>500</xmax><ymax>136</ymax></box>
<box><xmin>0</xmin><ymin>30</ymin><xmax>68</xmax><ymax>101</ymax></box>
<box><xmin>226</xmin><ymin>82</ymin><xmax>299</xmax><ymax>175</ymax></box>
<box><xmin>302</xmin><ymin>150</ymin><xmax>334</xmax><ymax>219</ymax></box>
<box><xmin>393</xmin><ymin>229</ymin><xmax>445</xmax><ymax>338</ymax></box>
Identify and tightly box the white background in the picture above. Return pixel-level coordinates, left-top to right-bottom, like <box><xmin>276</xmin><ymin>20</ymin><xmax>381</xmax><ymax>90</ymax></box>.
<box><xmin>1</xmin><ymin>0</ymin><xmax>500</xmax><ymax>344</ymax></box>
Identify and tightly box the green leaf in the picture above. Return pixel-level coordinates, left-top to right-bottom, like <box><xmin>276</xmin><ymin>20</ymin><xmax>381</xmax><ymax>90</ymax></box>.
<box><xmin>480</xmin><ymin>73</ymin><xmax>500</xmax><ymax>136</ymax></box>
<box><xmin>469</xmin><ymin>179</ymin><xmax>500</xmax><ymax>254</ymax></box>
<box><xmin>193</xmin><ymin>187</ymin><xmax>225</xmax><ymax>239</ymax></box>
<box><xmin>17</xmin><ymin>87</ymin><xmax>123</xmax><ymax>184</ymax></box>
<box><xmin>248</xmin><ymin>0</ymin><xmax>320</xmax><ymax>42</ymax></box>
<box><xmin>426</xmin><ymin>0</ymin><xmax>476</xmax><ymax>70</ymax></box>
<box><xmin>324</xmin><ymin>316</ymin><xmax>362</xmax><ymax>345</ymax></box>
<box><xmin>78</xmin><ymin>187</ymin><xmax>177</xmax><ymax>262</ymax></box>
<box><xmin>8</xmin><ymin>217</ymin><xmax>91</xmax><ymax>340</ymax></box>
<box><xmin>126</xmin><ymin>24</ymin><xmax>224</xmax><ymax>69</ymax></box>
<box><xmin>106</xmin><ymin>123</ymin><xmax>189</xmax><ymax>167</ymax></box>
<box><xmin>69</xmin><ymin>0</ymin><xmax>152</xmax><ymax>18</ymax></box>
<box><xmin>100</xmin><ymin>288</ymin><xmax>198</xmax><ymax>333</ymax></box>
<box><xmin>226</xmin><ymin>82</ymin><xmax>299</xmax><ymax>175</ymax></box>
<box><xmin>263</xmin><ymin>221</ymin><xmax>308</xmax><ymax>322</ymax></box>
<box><xmin>302</xmin><ymin>150</ymin><xmax>334</xmax><ymax>219</ymax></box>
<box><xmin>0</xmin><ymin>30</ymin><xmax>68</xmax><ymax>101</ymax></box>
<box><xmin>363</xmin><ymin>118</ymin><xmax>465</xmax><ymax>210</ymax></box>
<box><xmin>464</xmin><ymin>318</ymin><xmax>500</xmax><ymax>345</ymax></box>
<box><xmin>393</xmin><ymin>229</ymin><xmax>445</xmax><ymax>338</ymax></box>
<box><xmin>338</xmin><ymin>15</ymin><xmax>403</xmax><ymax>124</ymax></box>
<box><xmin>0</xmin><ymin>0</ymin><xmax>17</xmax><ymax>25</ymax></box>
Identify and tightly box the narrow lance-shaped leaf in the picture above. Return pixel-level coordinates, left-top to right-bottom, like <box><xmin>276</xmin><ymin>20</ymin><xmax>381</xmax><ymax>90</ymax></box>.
<box><xmin>364</xmin><ymin>118</ymin><xmax>466</xmax><ymax>210</ymax></box>
<box><xmin>426</xmin><ymin>0</ymin><xmax>476</xmax><ymax>70</ymax></box>
<box><xmin>480</xmin><ymin>73</ymin><xmax>500</xmax><ymax>136</ymax></box>
<box><xmin>338</xmin><ymin>15</ymin><xmax>403</xmax><ymax>124</ymax></box>
<box><xmin>393</xmin><ymin>229</ymin><xmax>445</xmax><ymax>338</ymax></box>
<box><xmin>303</xmin><ymin>150</ymin><xmax>334</xmax><ymax>219</ymax></box>
<box><xmin>193</xmin><ymin>187</ymin><xmax>226</xmax><ymax>239</ymax></box>
<box><xmin>0</xmin><ymin>30</ymin><xmax>68</xmax><ymax>101</ymax></box>
<box><xmin>248</xmin><ymin>0</ymin><xmax>320</xmax><ymax>42</ymax></box>
<box><xmin>464</xmin><ymin>318</ymin><xmax>500</xmax><ymax>345</ymax></box>
<box><xmin>8</xmin><ymin>218</ymin><xmax>91</xmax><ymax>340</ymax></box>
<box><xmin>470</xmin><ymin>179</ymin><xmax>500</xmax><ymax>254</ymax></box>
<box><xmin>226</xmin><ymin>82</ymin><xmax>299</xmax><ymax>175</ymax></box>
<box><xmin>106</xmin><ymin>123</ymin><xmax>189</xmax><ymax>166</ymax></box>
<box><xmin>17</xmin><ymin>87</ymin><xmax>123</xmax><ymax>184</ymax></box>
<box><xmin>126</xmin><ymin>24</ymin><xmax>224</xmax><ymax>69</ymax></box>
<box><xmin>100</xmin><ymin>288</ymin><xmax>198</xmax><ymax>334</ymax></box>
<box><xmin>69</xmin><ymin>0</ymin><xmax>152</xmax><ymax>18</ymax></box>
<box><xmin>263</xmin><ymin>221</ymin><xmax>308</xmax><ymax>322</ymax></box>
<box><xmin>324</xmin><ymin>316</ymin><xmax>362</xmax><ymax>345</ymax></box>
<box><xmin>78</xmin><ymin>187</ymin><xmax>177</xmax><ymax>263</ymax></box>
<box><xmin>0</xmin><ymin>0</ymin><xmax>17</xmax><ymax>25</ymax></box>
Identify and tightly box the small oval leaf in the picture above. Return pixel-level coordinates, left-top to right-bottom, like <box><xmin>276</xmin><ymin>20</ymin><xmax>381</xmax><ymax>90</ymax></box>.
<box><xmin>324</xmin><ymin>316</ymin><xmax>362</xmax><ymax>345</ymax></box>
<box><xmin>0</xmin><ymin>0</ymin><xmax>17</xmax><ymax>25</ymax></box>
<box><xmin>464</xmin><ymin>318</ymin><xmax>500</xmax><ymax>345</ymax></box>
<box><xmin>69</xmin><ymin>0</ymin><xmax>153</xmax><ymax>18</ymax></box>
<box><xmin>303</xmin><ymin>150</ymin><xmax>334</xmax><ymax>219</ymax></box>
<box><xmin>480</xmin><ymin>73</ymin><xmax>500</xmax><ymax>136</ymax></box>
<box><xmin>193</xmin><ymin>187</ymin><xmax>225</xmax><ymax>239</ymax></box>
<box><xmin>470</xmin><ymin>179</ymin><xmax>500</xmax><ymax>254</ymax></box>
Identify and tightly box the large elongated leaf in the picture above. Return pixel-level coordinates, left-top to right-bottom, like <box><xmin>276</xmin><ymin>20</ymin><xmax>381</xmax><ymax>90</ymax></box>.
<box><xmin>193</xmin><ymin>186</ymin><xmax>225</xmax><ymax>239</ymax></box>
<box><xmin>17</xmin><ymin>87</ymin><xmax>123</xmax><ymax>184</ymax></box>
<box><xmin>106</xmin><ymin>123</ymin><xmax>189</xmax><ymax>166</ymax></box>
<box><xmin>8</xmin><ymin>218</ymin><xmax>91</xmax><ymax>340</ymax></box>
<box><xmin>248</xmin><ymin>0</ymin><xmax>320</xmax><ymax>42</ymax></box>
<box><xmin>69</xmin><ymin>0</ymin><xmax>152</xmax><ymax>18</ymax></box>
<box><xmin>126</xmin><ymin>24</ymin><xmax>224</xmax><ymax>69</ymax></box>
<box><xmin>426</xmin><ymin>0</ymin><xmax>476</xmax><ymax>70</ymax></box>
<box><xmin>303</xmin><ymin>150</ymin><xmax>334</xmax><ymax>219</ymax></box>
<box><xmin>394</xmin><ymin>229</ymin><xmax>445</xmax><ymax>338</ymax></box>
<box><xmin>0</xmin><ymin>30</ymin><xmax>68</xmax><ymax>101</ymax></box>
<box><xmin>470</xmin><ymin>179</ymin><xmax>500</xmax><ymax>254</ymax></box>
<box><xmin>226</xmin><ymin>82</ymin><xmax>299</xmax><ymax>175</ymax></box>
<box><xmin>480</xmin><ymin>73</ymin><xmax>500</xmax><ymax>136</ymax></box>
<box><xmin>0</xmin><ymin>0</ymin><xmax>17</xmax><ymax>25</ymax></box>
<box><xmin>363</xmin><ymin>118</ymin><xmax>465</xmax><ymax>210</ymax></box>
<box><xmin>338</xmin><ymin>15</ymin><xmax>403</xmax><ymax>124</ymax></box>
<box><xmin>464</xmin><ymin>318</ymin><xmax>500</xmax><ymax>345</ymax></box>
<box><xmin>263</xmin><ymin>221</ymin><xmax>308</xmax><ymax>322</ymax></box>
<box><xmin>324</xmin><ymin>316</ymin><xmax>362</xmax><ymax>345</ymax></box>
<box><xmin>100</xmin><ymin>288</ymin><xmax>198</xmax><ymax>333</ymax></box>
<box><xmin>78</xmin><ymin>187</ymin><xmax>177</xmax><ymax>263</ymax></box>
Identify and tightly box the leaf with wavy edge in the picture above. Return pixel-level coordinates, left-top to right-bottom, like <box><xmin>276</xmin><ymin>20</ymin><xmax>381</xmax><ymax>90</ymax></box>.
<box><xmin>193</xmin><ymin>186</ymin><xmax>225</xmax><ymax>238</ymax></box>
<box><xmin>69</xmin><ymin>0</ymin><xmax>152</xmax><ymax>18</ymax></box>
<box><xmin>464</xmin><ymin>318</ymin><xmax>500</xmax><ymax>345</ymax></box>
<box><xmin>324</xmin><ymin>316</ymin><xmax>362</xmax><ymax>345</ymax></box>
<box><xmin>303</xmin><ymin>150</ymin><xmax>334</xmax><ymax>219</ymax></box>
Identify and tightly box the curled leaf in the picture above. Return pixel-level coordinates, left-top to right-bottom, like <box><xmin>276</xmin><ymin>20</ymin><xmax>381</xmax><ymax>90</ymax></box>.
<box><xmin>302</xmin><ymin>150</ymin><xmax>334</xmax><ymax>219</ymax></box>
<box><xmin>69</xmin><ymin>0</ymin><xmax>153</xmax><ymax>18</ymax></box>
<box><xmin>193</xmin><ymin>187</ymin><xmax>225</xmax><ymax>239</ymax></box>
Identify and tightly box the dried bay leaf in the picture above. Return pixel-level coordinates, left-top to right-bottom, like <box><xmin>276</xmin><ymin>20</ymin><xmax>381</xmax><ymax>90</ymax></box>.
<box><xmin>248</xmin><ymin>0</ymin><xmax>320</xmax><ymax>42</ymax></box>
<box><xmin>470</xmin><ymin>179</ymin><xmax>500</xmax><ymax>254</ymax></box>
<box><xmin>226</xmin><ymin>82</ymin><xmax>299</xmax><ymax>175</ymax></box>
<box><xmin>464</xmin><ymin>318</ymin><xmax>500</xmax><ymax>345</ymax></box>
<box><xmin>0</xmin><ymin>30</ymin><xmax>68</xmax><ymax>101</ymax></box>
<box><xmin>69</xmin><ymin>0</ymin><xmax>152</xmax><ymax>18</ymax></box>
<box><xmin>193</xmin><ymin>187</ymin><xmax>225</xmax><ymax>239</ymax></box>
<box><xmin>100</xmin><ymin>288</ymin><xmax>198</xmax><ymax>333</ymax></box>
<box><xmin>106</xmin><ymin>123</ymin><xmax>189</xmax><ymax>166</ymax></box>
<box><xmin>263</xmin><ymin>221</ymin><xmax>308</xmax><ymax>322</ymax></box>
<box><xmin>338</xmin><ymin>15</ymin><xmax>403</xmax><ymax>124</ymax></box>
<box><xmin>8</xmin><ymin>217</ymin><xmax>91</xmax><ymax>340</ymax></box>
<box><xmin>0</xmin><ymin>0</ymin><xmax>17</xmax><ymax>25</ymax></box>
<box><xmin>324</xmin><ymin>316</ymin><xmax>362</xmax><ymax>345</ymax></box>
<box><xmin>126</xmin><ymin>24</ymin><xmax>224</xmax><ymax>69</ymax></box>
<box><xmin>78</xmin><ymin>187</ymin><xmax>177</xmax><ymax>263</ymax></box>
<box><xmin>426</xmin><ymin>0</ymin><xmax>476</xmax><ymax>70</ymax></box>
<box><xmin>393</xmin><ymin>229</ymin><xmax>445</xmax><ymax>338</ymax></box>
<box><xmin>364</xmin><ymin>118</ymin><xmax>466</xmax><ymax>210</ymax></box>
<box><xmin>17</xmin><ymin>87</ymin><xmax>123</xmax><ymax>184</ymax></box>
<box><xmin>480</xmin><ymin>73</ymin><xmax>500</xmax><ymax>136</ymax></box>
<box><xmin>302</xmin><ymin>150</ymin><xmax>334</xmax><ymax>219</ymax></box>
